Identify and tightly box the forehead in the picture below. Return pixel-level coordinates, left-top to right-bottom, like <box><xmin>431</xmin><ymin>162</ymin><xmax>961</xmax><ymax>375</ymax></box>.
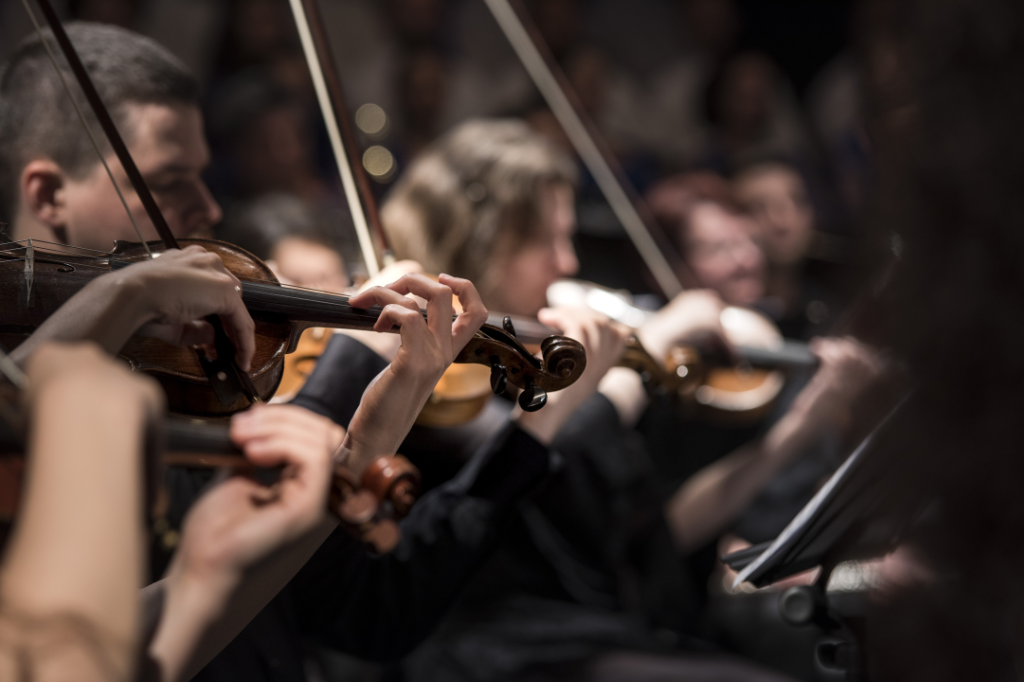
<box><xmin>120</xmin><ymin>102</ymin><xmax>208</xmax><ymax>171</ymax></box>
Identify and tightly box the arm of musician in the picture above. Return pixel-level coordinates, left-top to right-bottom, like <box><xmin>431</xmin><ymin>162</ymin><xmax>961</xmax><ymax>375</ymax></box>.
<box><xmin>11</xmin><ymin>246</ymin><xmax>255</xmax><ymax>372</ymax></box>
<box><xmin>514</xmin><ymin>307</ymin><xmax>632</xmax><ymax>443</ymax></box>
<box><xmin>635</xmin><ymin>289</ymin><xmax>731</xmax><ymax>362</ymax></box>
<box><xmin>142</xmin><ymin>405</ymin><xmax>342</xmax><ymax>682</ymax></box>
<box><xmin>597</xmin><ymin>290</ymin><xmax>730</xmax><ymax>429</ymax></box>
<box><xmin>339</xmin><ymin>274</ymin><xmax>487</xmax><ymax>475</ymax></box>
<box><xmin>664</xmin><ymin>337</ymin><xmax>887</xmax><ymax>553</ymax></box>
<box><xmin>0</xmin><ymin>343</ymin><xmax>162</xmax><ymax>682</ymax></box>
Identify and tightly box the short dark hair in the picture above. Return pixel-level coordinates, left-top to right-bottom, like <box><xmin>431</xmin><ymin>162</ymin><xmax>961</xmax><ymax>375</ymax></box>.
<box><xmin>0</xmin><ymin>22</ymin><xmax>199</xmax><ymax>217</ymax></box>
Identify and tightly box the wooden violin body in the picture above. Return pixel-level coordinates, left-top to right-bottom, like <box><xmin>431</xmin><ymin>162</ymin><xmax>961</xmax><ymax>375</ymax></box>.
<box><xmin>0</xmin><ymin>238</ymin><xmax>587</xmax><ymax>417</ymax></box>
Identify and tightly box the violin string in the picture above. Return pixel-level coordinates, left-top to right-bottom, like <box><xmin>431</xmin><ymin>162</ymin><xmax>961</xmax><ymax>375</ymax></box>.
<box><xmin>0</xmin><ymin>346</ymin><xmax>27</xmax><ymax>391</ymax></box>
<box><xmin>19</xmin><ymin>0</ymin><xmax>154</xmax><ymax>258</ymax></box>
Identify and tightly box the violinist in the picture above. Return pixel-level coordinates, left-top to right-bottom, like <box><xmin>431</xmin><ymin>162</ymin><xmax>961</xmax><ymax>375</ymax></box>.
<box><xmin>0</xmin><ymin>342</ymin><xmax>342</xmax><ymax>682</ymax></box>
<box><xmin>380</xmin><ymin>119</ymin><xmax>883</xmax><ymax>681</ymax></box>
<box><xmin>0</xmin><ymin>22</ymin><xmax>581</xmax><ymax>682</ymax></box>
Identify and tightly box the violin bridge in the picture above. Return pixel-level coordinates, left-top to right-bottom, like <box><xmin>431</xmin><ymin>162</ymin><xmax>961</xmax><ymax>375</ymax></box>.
<box><xmin>24</xmin><ymin>239</ymin><xmax>34</xmax><ymax>306</ymax></box>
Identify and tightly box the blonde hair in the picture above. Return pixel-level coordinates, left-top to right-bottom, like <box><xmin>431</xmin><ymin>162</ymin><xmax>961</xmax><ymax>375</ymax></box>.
<box><xmin>382</xmin><ymin>119</ymin><xmax>576</xmax><ymax>299</ymax></box>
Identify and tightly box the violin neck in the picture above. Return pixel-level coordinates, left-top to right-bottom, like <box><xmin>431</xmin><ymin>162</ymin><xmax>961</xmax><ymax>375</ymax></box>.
<box><xmin>735</xmin><ymin>341</ymin><xmax>818</xmax><ymax>370</ymax></box>
<box><xmin>241</xmin><ymin>281</ymin><xmax>392</xmax><ymax>332</ymax></box>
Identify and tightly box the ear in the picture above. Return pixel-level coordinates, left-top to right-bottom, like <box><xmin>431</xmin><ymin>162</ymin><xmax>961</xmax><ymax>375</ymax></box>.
<box><xmin>21</xmin><ymin>159</ymin><xmax>69</xmax><ymax>232</ymax></box>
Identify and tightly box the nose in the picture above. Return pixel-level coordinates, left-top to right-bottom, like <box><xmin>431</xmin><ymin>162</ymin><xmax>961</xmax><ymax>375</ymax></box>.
<box><xmin>556</xmin><ymin>236</ymin><xmax>579</xmax><ymax>277</ymax></box>
<box><xmin>185</xmin><ymin>181</ymin><xmax>223</xmax><ymax>238</ymax></box>
<box><xmin>736</xmin><ymin>239</ymin><xmax>763</xmax><ymax>272</ymax></box>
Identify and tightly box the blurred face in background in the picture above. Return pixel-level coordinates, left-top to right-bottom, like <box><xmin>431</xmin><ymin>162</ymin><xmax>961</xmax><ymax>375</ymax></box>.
<box><xmin>269</xmin><ymin>236</ymin><xmax>348</xmax><ymax>294</ymax></box>
<box><xmin>733</xmin><ymin>164</ymin><xmax>814</xmax><ymax>267</ymax></box>
<box><xmin>681</xmin><ymin>201</ymin><xmax>765</xmax><ymax>306</ymax></box>
<box><xmin>233</xmin><ymin>103</ymin><xmax>314</xmax><ymax>197</ymax></box>
<box><xmin>490</xmin><ymin>182</ymin><xmax>579</xmax><ymax>317</ymax></box>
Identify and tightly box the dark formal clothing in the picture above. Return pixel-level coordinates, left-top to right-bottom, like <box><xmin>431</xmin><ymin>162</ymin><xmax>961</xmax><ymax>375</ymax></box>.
<box><xmin>402</xmin><ymin>393</ymin><xmax>713</xmax><ymax>681</ymax></box>
<box><xmin>156</xmin><ymin>334</ymin><xmax>554</xmax><ymax>682</ymax></box>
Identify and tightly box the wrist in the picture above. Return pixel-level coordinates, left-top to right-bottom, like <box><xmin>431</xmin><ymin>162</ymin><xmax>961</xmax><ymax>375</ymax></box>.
<box><xmin>162</xmin><ymin>556</ymin><xmax>239</xmax><ymax>632</ymax></box>
<box><xmin>149</xmin><ymin>564</ymin><xmax>236</xmax><ymax>682</ymax></box>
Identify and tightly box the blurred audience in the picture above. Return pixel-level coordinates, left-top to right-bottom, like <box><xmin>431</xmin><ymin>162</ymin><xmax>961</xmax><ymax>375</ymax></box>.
<box><xmin>648</xmin><ymin>0</ymin><xmax>743</xmax><ymax>169</ymax></box>
<box><xmin>207</xmin><ymin>71</ymin><xmax>331</xmax><ymax>203</ymax></box>
<box><xmin>700</xmin><ymin>51</ymin><xmax>815</xmax><ymax>176</ymax></box>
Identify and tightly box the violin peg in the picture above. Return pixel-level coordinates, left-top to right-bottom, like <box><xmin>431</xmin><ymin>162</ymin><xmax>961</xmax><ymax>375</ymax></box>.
<box><xmin>518</xmin><ymin>384</ymin><xmax>547</xmax><ymax>412</ymax></box>
<box><xmin>503</xmin><ymin>316</ymin><xmax>517</xmax><ymax>338</ymax></box>
<box><xmin>338</xmin><ymin>489</ymin><xmax>378</xmax><ymax>526</ymax></box>
<box><xmin>490</xmin><ymin>363</ymin><xmax>508</xmax><ymax>394</ymax></box>
<box><xmin>362</xmin><ymin>519</ymin><xmax>401</xmax><ymax>554</ymax></box>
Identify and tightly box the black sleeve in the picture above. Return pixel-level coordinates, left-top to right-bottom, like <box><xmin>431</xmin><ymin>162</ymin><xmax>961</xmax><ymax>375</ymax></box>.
<box><xmin>287</xmin><ymin>420</ymin><xmax>552</xmax><ymax>661</ymax></box>
<box><xmin>289</xmin><ymin>333</ymin><xmax>389</xmax><ymax>426</ymax></box>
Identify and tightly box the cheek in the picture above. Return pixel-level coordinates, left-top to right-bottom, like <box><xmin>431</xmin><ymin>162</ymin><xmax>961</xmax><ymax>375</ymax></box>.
<box><xmin>691</xmin><ymin>254</ymin><xmax>728</xmax><ymax>288</ymax></box>
<box><xmin>63</xmin><ymin>184</ymin><xmax>143</xmax><ymax>249</ymax></box>
<box><xmin>494</xmin><ymin>251</ymin><xmax>552</xmax><ymax>316</ymax></box>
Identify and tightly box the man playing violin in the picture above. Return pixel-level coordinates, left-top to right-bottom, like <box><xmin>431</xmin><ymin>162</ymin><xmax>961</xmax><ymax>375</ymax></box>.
<box><xmin>0</xmin><ymin>21</ymin><xmax>594</xmax><ymax>682</ymax></box>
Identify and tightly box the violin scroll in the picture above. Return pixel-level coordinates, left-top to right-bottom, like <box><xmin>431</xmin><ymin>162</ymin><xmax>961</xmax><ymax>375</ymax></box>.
<box><xmin>328</xmin><ymin>454</ymin><xmax>422</xmax><ymax>553</ymax></box>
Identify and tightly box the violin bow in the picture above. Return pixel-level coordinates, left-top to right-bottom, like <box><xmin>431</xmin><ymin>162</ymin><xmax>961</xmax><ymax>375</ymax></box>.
<box><xmin>20</xmin><ymin>0</ymin><xmax>260</xmax><ymax>408</ymax></box>
<box><xmin>483</xmin><ymin>0</ymin><xmax>688</xmax><ymax>298</ymax></box>
<box><xmin>287</xmin><ymin>0</ymin><xmax>394</xmax><ymax>278</ymax></box>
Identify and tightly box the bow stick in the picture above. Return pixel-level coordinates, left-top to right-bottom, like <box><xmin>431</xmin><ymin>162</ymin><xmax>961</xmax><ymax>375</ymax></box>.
<box><xmin>288</xmin><ymin>0</ymin><xmax>394</xmax><ymax>277</ymax></box>
<box><xmin>483</xmin><ymin>0</ymin><xmax>689</xmax><ymax>298</ymax></box>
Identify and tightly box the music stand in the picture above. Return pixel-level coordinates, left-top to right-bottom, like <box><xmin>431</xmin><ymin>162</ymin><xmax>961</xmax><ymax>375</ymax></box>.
<box><xmin>721</xmin><ymin>394</ymin><xmax>926</xmax><ymax>679</ymax></box>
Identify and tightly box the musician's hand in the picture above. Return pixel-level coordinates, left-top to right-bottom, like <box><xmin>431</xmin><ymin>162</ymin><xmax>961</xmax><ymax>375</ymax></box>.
<box><xmin>10</xmin><ymin>247</ymin><xmax>255</xmax><ymax>370</ymax></box>
<box><xmin>167</xmin><ymin>405</ymin><xmax>342</xmax><ymax>598</ymax></box>
<box><xmin>121</xmin><ymin>246</ymin><xmax>255</xmax><ymax>371</ymax></box>
<box><xmin>337</xmin><ymin>260</ymin><xmax>427</xmax><ymax>362</ymax></box>
<box><xmin>637</xmin><ymin>289</ymin><xmax>731</xmax><ymax>362</ymax></box>
<box><xmin>795</xmin><ymin>337</ymin><xmax>885</xmax><ymax>429</ymax></box>
<box><xmin>342</xmin><ymin>274</ymin><xmax>487</xmax><ymax>471</ymax></box>
<box><xmin>515</xmin><ymin>307</ymin><xmax>631</xmax><ymax>443</ymax></box>
<box><xmin>355</xmin><ymin>260</ymin><xmax>426</xmax><ymax>294</ymax></box>
<box><xmin>767</xmin><ymin>337</ymin><xmax>887</xmax><ymax>460</ymax></box>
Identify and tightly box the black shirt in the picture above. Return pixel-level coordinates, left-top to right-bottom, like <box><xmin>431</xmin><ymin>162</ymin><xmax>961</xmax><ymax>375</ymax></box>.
<box><xmin>171</xmin><ymin>334</ymin><xmax>554</xmax><ymax>681</ymax></box>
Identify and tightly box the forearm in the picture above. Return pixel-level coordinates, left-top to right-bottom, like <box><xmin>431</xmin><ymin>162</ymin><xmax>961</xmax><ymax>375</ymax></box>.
<box><xmin>11</xmin><ymin>276</ymin><xmax>150</xmax><ymax>365</ymax></box>
<box><xmin>145</xmin><ymin>519</ymin><xmax>336</xmax><ymax>682</ymax></box>
<box><xmin>665</xmin><ymin>408</ymin><xmax>813</xmax><ymax>552</ymax></box>
<box><xmin>0</xmin><ymin>385</ymin><xmax>148</xmax><ymax>677</ymax></box>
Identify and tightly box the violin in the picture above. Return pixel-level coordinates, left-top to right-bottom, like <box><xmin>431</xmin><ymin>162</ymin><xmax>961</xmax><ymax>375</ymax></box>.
<box><xmin>548</xmin><ymin>279</ymin><xmax>818</xmax><ymax>425</ymax></box>
<box><xmin>0</xmin><ymin>375</ymin><xmax>419</xmax><ymax>554</ymax></box>
<box><xmin>0</xmin><ymin>238</ymin><xmax>587</xmax><ymax>417</ymax></box>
